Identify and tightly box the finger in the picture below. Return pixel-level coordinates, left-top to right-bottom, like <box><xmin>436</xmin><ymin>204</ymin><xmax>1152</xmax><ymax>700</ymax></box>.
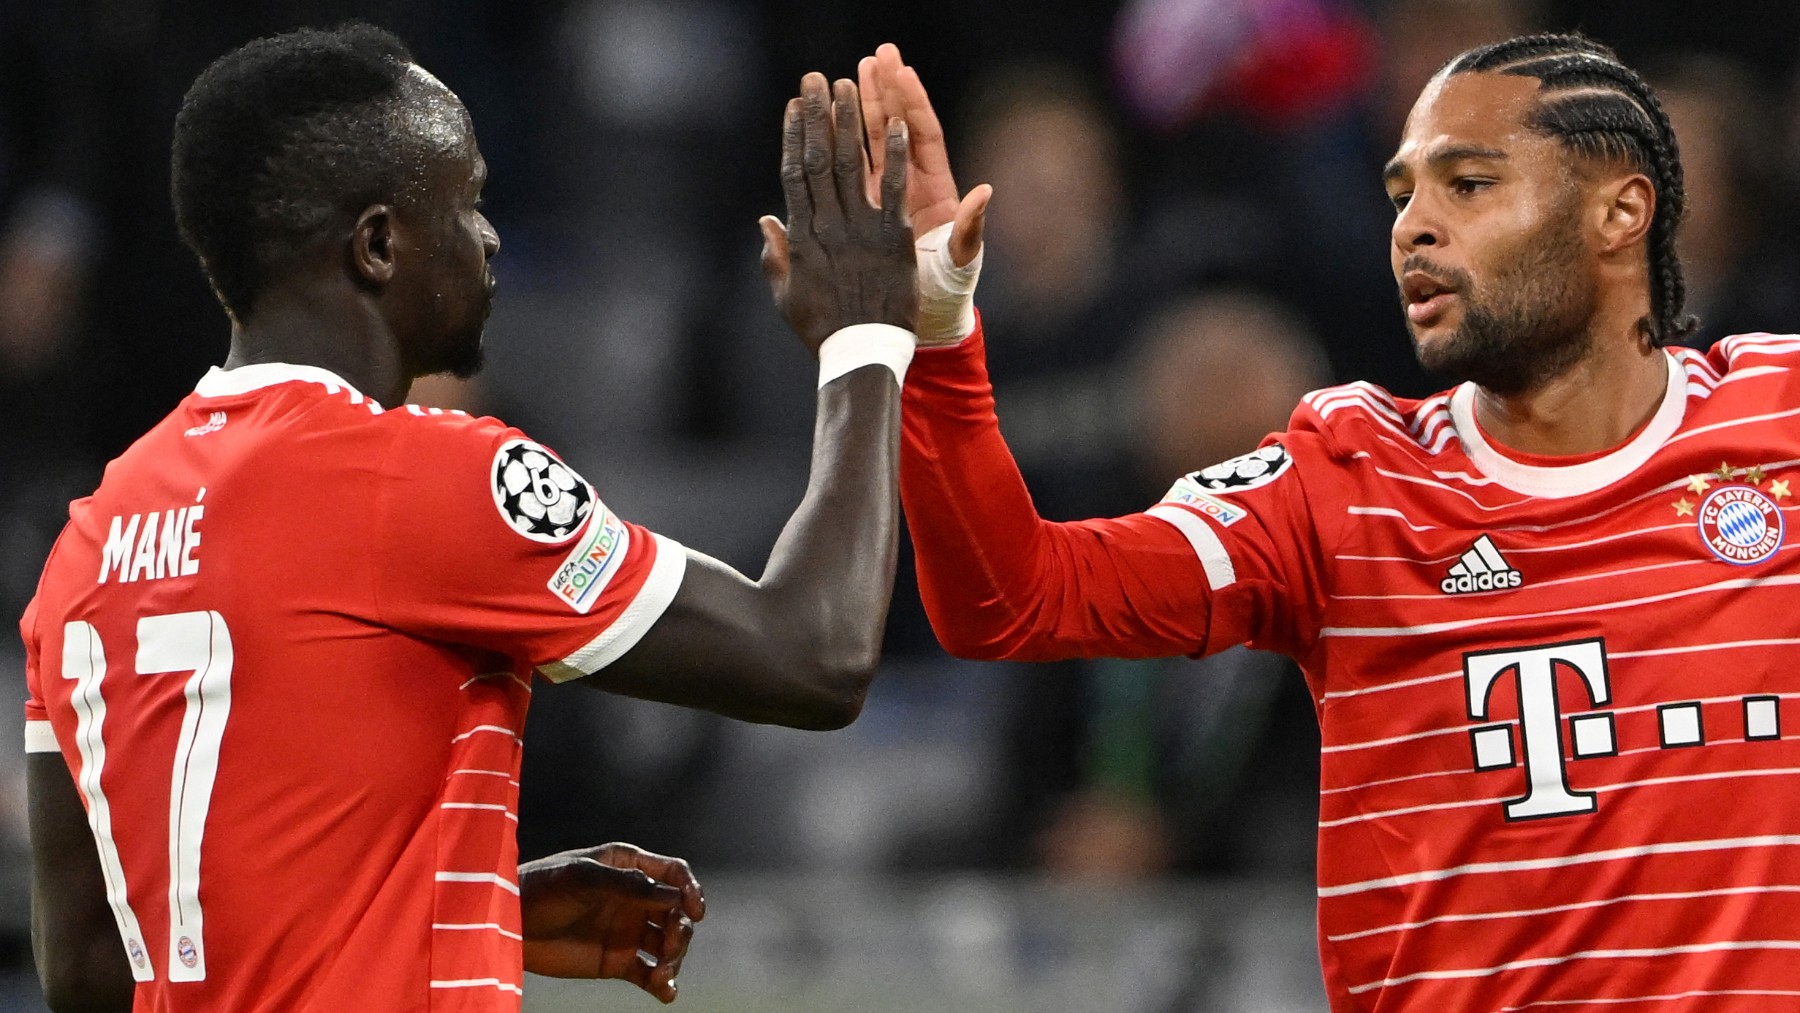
<box><xmin>949</xmin><ymin>184</ymin><xmax>991</xmax><ymax>268</ymax></box>
<box><xmin>759</xmin><ymin>215</ymin><xmax>790</xmax><ymax>290</ymax></box>
<box><xmin>660</xmin><ymin>916</ymin><xmax>695</xmax><ymax>986</ymax></box>
<box><xmin>799</xmin><ymin>73</ymin><xmax>843</xmax><ymax>229</ymax></box>
<box><xmin>831</xmin><ymin>78</ymin><xmax>869</xmax><ymax>215</ymax></box>
<box><xmin>859</xmin><ymin>55</ymin><xmax>888</xmax><ymax>204</ymax></box>
<box><xmin>562</xmin><ymin>859</ymin><xmax>684</xmax><ymax>909</ymax></box>
<box><xmin>894</xmin><ymin>65</ymin><xmax>951</xmax><ymax>182</ymax></box>
<box><xmin>619</xmin><ymin>952</ymin><xmax>670</xmax><ymax>1003</ymax></box>
<box><xmin>777</xmin><ymin>98</ymin><xmax>810</xmax><ymax>238</ymax></box>
<box><xmin>879</xmin><ymin>117</ymin><xmax>909</xmax><ymax>237</ymax></box>
<box><xmin>620</xmin><ymin>849</ymin><xmax>706</xmax><ymax>921</ymax></box>
<box><xmin>657</xmin><ymin>913</ymin><xmax>695</xmax><ymax>966</ymax></box>
<box><xmin>875</xmin><ymin>43</ymin><xmax>906</xmax><ymax>93</ymax></box>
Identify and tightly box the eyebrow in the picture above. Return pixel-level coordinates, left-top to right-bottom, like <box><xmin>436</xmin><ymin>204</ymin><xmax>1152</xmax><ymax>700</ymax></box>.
<box><xmin>1382</xmin><ymin>145</ymin><xmax>1509</xmax><ymax>185</ymax></box>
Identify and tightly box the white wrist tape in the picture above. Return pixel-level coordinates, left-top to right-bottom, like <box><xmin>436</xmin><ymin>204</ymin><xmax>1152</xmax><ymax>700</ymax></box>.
<box><xmin>915</xmin><ymin>222</ymin><xmax>983</xmax><ymax>346</ymax></box>
<box><xmin>817</xmin><ymin>323</ymin><xmax>918</xmax><ymax>388</ymax></box>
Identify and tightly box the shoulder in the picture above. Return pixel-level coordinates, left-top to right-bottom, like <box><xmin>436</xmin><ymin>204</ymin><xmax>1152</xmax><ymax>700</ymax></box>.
<box><xmin>373</xmin><ymin>407</ymin><xmax>600</xmax><ymax>545</ymax></box>
<box><xmin>1689</xmin><ymin>332</ymin><xmax>1800</xmax><ymax>383</ymax></box>
<box><xmin>1290</xmin><ymin>380</ymin><xmax>1459</xmax><ymax>461</ymax></box>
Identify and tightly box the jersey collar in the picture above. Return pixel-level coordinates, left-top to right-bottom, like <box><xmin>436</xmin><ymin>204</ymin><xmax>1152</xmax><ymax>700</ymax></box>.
<box><xmin>1449</xmin><ymin>351</ymin><xmax>1685</xmax><ymax>499</ymax></box>
<box><xmin>195</xmin><ymin>362</ymin><xmax>370</xmax><ymax>403</ymax></box>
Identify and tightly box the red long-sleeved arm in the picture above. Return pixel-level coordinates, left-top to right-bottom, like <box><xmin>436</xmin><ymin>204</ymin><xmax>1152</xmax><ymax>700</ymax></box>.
<box><xmin>899</xmin><ymin>318</ymin><xmax>1217</xmax><ymax>661</ymax></box>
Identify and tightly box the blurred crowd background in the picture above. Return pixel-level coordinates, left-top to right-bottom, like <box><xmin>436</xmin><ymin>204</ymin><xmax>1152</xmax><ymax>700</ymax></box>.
<box><xmin>3</xmin><ymin>0</ymin><xmax>1800</xmax><ymax>1008</ymax></box>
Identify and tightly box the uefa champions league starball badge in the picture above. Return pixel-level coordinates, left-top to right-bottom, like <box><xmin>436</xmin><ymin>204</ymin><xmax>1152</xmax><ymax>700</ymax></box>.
<box><xmin>491</xmin><ymin>439</ymin><xmax>596</xmax><ymax>543</ymax></box>
<box><xmin>1674</xmin><ymin>463</ymin><xmax>1790</xmax><ymax>566</ymax></box>
<box><xmin>1187</xmin><ymin>443</ymin><xmax>1293</xmax><ymax>494</ymax></box>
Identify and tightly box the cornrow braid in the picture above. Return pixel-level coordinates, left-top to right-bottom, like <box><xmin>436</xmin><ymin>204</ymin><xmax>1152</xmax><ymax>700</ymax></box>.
<box><xmin>1446</xmin><ymin>33</ymin><xmax>1699</xmax><ymax>347</ymax></box>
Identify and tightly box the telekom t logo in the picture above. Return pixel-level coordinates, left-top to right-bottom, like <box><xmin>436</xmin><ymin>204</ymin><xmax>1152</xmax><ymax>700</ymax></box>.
<box><xmin>1464</xmin><ymin>638</ymin><xmax>1611</xmax><ymax>820</ymax></box>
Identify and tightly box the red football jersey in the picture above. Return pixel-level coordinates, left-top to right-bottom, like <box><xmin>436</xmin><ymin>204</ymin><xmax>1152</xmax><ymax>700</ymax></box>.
<box><xmin>902</xmin><ymin>322</ymin><xmax>1800</xmax><ymax>1011</ymax></box>
<box><xmin>22</xmin><ymin>363</ymin><xmax>686</xmax><ymax>1012</ymax></box>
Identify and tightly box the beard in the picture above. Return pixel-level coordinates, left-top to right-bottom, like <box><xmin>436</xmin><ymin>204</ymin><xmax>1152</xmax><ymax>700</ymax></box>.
<box><xmin>1404</xmin><ymin>207</ymin><xmax>1597</xmax><ymax>396</ymax></box>
<box><xmin>442</xmin><ymin>327</ymin><xmax>485</xmax><ymax>379</ymax></box>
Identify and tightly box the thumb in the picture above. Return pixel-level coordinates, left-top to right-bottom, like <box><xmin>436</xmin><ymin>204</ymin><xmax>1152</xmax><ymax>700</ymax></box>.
<box><xmin>758</xmin><ymin>215</ymin><xmax>790</xmax><ymax>287</ymax></box>
<box><xmin>948</xmin><ymin>184</ymin><xmax>991</xmax><ymax>268</ymax></box>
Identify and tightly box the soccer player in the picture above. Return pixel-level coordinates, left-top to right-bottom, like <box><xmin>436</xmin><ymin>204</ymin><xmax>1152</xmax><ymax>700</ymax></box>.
<box><xmin>23</xmin><ymin>24</ymin><xmax>918</xmax><ymax>1013</ymax></box>
<box><xmin>853</xmin><ymin>36</ymin><xmax>1800</xmax><ymax>1011</ymax></box>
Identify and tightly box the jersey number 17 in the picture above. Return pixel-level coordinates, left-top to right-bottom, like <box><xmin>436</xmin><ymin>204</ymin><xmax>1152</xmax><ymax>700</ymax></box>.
<box><xmin>60</xmin><ymin>610</ymin><xmax>233</xmax><ymax>983</ymax></box>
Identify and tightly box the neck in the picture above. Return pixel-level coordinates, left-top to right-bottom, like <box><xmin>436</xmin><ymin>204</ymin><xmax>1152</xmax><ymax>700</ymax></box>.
<box><xmin>1472</xmin><ymin>316</ymin><xmax>1668</xmax><ymax>458</ymax></box>
<box><xmin>223</xmin><ymin>277</ymin><xmax>411</xmax><ymax>406</ymax></box>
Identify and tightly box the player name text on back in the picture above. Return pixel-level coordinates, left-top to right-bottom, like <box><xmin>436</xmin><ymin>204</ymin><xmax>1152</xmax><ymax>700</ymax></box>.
<box><xmin>98</xmin><ymin>507</ymin><xmax>204</xmax><ymax>584</ymax></box>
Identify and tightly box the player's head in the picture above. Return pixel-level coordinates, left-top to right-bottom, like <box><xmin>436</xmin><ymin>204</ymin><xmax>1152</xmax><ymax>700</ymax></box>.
<box><xmin>1384</xmin><ymin>32</ymin><xmax>1694</xmax><ymax>395</ymax></box>
<box><xmin>171</xmin><ymin>23</ymin><xmax>499</xmax><ymax>379</ymax></box>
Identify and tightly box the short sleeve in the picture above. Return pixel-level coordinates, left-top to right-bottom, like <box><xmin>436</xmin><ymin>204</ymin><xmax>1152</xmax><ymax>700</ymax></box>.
<box><xmin>1142</xmin><ymin>427</ymin><xmax>1332</xmax><ymax>658</ymax></box>
<box><xmin>21</xmin><ymin>594</ymin><xmax>57</xmax><ymax>753</ymax></box>
<box><xmin>372</xmin><ymin>413</ymin><xmax>687</xmax><ymax>681</ymax></box>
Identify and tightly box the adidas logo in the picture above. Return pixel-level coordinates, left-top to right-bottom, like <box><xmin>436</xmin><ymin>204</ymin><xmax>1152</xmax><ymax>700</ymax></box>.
<box><xmin>1441</xmin><ymin>535</ymin><xmax>1523</xmax><ymax>594</ymax></box>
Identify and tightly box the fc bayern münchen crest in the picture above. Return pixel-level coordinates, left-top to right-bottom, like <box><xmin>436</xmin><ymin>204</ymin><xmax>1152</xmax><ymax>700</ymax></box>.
<box><xmin>1698</xmin><ymin>484</ymin><xmax>1784</xmax><ymax>565</ymax></box>
<box><xmin>491</xmin><ymin>439</ymin><xmax>595</xmax><ymax>543</ymax></box>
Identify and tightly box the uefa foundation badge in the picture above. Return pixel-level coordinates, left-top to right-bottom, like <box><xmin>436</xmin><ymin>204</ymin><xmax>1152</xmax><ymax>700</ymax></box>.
<box><xmin>1674</xmin><ymin>463</ymin><xmax>1790</xmax><ymax>565</ymax></box>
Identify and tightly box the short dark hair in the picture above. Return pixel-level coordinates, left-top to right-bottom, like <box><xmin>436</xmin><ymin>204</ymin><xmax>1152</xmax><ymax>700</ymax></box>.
<box><xmin>171</xmin><ymin>23</ymin><xmax>432</xmax><ymax>320</ymax></box>
<box><xmin>1445</xmin><ymin>33</ymin><xmax>1698</xmax><ymax>347</ymax></box>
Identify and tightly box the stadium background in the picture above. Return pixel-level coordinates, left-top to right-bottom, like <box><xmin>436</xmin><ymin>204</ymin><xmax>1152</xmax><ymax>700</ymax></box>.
<box><xmin>3</xmin><ymin>0</ymin><xmax>1799</xmax><ymax>1009</ymax></box>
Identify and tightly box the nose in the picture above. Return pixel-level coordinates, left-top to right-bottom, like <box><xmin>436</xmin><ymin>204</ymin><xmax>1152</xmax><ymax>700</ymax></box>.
<box><xmin>1392</xmin><ymin>195</ymin><xmax>1442</xmax><ymax>254</ymax></box>
<box><xmin>479</xmin><ymin>214</ymin><xmax>500</xmax><ymax>258</ymax></box>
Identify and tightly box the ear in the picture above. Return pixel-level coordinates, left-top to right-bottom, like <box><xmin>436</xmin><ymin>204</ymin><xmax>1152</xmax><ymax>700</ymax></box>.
<box><xmin>1595</xmin><ymin>173</ymin><xmax>1654</xmax><ymax>254</ymax></box>
<box><xmin>350</xmin><ymin>205</ymin><xmax>398</xmax><ymax>286</ymax></box>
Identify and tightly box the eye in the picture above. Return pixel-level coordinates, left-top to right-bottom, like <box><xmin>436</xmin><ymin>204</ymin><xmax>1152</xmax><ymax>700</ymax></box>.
<box><xmin>1388</xmin><ymin>192</ymin><xmax>1412</xmax><ymax>212</ymax></box>
<box><xmin>1451</xmin><ymin>177</ymin><xmax>1494</xmax><ymax>197</ymax></box>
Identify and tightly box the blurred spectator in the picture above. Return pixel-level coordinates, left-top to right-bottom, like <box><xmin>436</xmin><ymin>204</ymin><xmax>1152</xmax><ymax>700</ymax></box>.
<box><xmin>959</xmin><ymin>60</ymin><xmax>1163</xmax><ymax>521</ymax></box>
<box><xmin>1026</xmin><ymin>289</ymin><xmax>1330</xmax><ymax>881</ymax></box>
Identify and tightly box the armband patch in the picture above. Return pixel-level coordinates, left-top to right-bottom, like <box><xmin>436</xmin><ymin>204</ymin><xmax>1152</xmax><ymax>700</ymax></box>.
<box><xmin>1160</xmin><ymin>479</ymin><xmax>1247</xmax><ymax>526</ymax></box>
<box><xmin>548</xmin><ymin>502</ymin><xmax>629</xmax><ymax>613</ymax></box>
<box><xmin>491</xmin><ymin>439</ymin><xmax>595</xmax><ymax>543</ymax></box>
<box><xmin>1185</xmin><ymin>443</ymin><xmax>1292</xmax><ymax>494</ymax></box>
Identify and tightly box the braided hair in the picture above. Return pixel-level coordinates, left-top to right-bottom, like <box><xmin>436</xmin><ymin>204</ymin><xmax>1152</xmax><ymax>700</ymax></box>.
<box><xmin>1445</xmin><ymin>34</ymin><xmax>1698</xmax><ymax>347</ymax></box>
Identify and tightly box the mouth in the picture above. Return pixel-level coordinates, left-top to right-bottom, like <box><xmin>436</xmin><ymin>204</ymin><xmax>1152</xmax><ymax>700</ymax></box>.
<box><xmin>1402</xmin><ymin>270</ymin><xmax>1458</xmax><ymax>327</ymax></box>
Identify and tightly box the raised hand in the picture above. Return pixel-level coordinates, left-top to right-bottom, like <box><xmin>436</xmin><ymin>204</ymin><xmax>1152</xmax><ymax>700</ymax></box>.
<box><xmin>759</xmin><ymin>73</ymin><xmax>916</xmax><ymax>354</ymax></box>
<box><xmin>857</xmin><ymin>43</ymin><xmax>990</xmax><ymax>269</ymax></box>
<box><xmin>518</xmin><ymin>843</ymin><xmax>706</xmax><ymax>1003</ymax></box>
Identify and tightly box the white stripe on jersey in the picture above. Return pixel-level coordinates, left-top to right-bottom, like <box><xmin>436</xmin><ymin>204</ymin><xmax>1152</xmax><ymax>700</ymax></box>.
<box><xmin>1320</xmin><ymin>722</ymin><xmax>1470</xmax><ymax>754</ymax></box>
<box><xmin>1718</xmin><ymin>364</ymin><xmax>1789</xmax><ymax>386</ymax></box>
<box><xmin>434</xmin><ymin>871</ymin><xmax>521</xmax><ymax>895</ymax></box>
<box><xmin>1328</xmin><ymin>883</ymin><xmax>1800</xmax><ymax>943</ymax></box>
<box><xmin>1323</xmin><ymin>639</ymin><xmax>1800</xmax><ymax>704</ymax></box>
<box><xmin>1322</xmin><ymin>573</ymin><xmax>1800</xmax><ymax>638</ymax></box>
<box><xmin>1320</xmin><ymin>765</ymin><xmax>1800</xmax><ymax>830</ymax></box>
<box><xmin>440</xmin><ymin>802</ymin><xmax>517</xmax><ymax>820</ymax></box>
<box><xmin>1666</xmin><ymin>405</ymin><xmax>1800</xmax><ymax>447</ymax></box>
<box><xmin>429</xmin><ymin>979</ymin><xmax>524</xmax><ymax>995</ymax></box>
<box><xmin>449</xmin><ymin>768</ymin><xmax>518</xmax><ymax>782</ymax></box>
<box><xmin>1323</xmin><ymin>733</ymin><xmax>1799</xmax><ymax>799</ymax></box>
<box><xmin>1347</xmin><ymin>506</ymin><xmax>1440</xmax><ymax>531</ymax></box>
<box><xmin>1721</xmin><ymin>333</ymin><xmax>1800</xmax><ymax>360</ymax></box>
<box><xmin>1324</xmin><ymin>689</ymin><xmax>1798</xmax><ymax>756</ymax></box>
<box><xmin>450</xmin><ymin>724</ymin><xmax>523</xmax><ymax>745</ymax></box>
<box><xmin>1318</xmin><ymin>834</ymin><xmax>1800</xmax><ymax>898</ymax></box>
<box><xmin>1348</xmin><ymin>939</ymin><xmax>1800</xmax><ymax>996</ymax></box>
<box><xmin>432</xmin><ymin>922</ymin><xmax>524</xmax><ymax>941</ymax></box>
<box><xmin>1144</xmin><ymin>505</ymin><xmax>1236</xmax><ymax>590</ymax></box>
